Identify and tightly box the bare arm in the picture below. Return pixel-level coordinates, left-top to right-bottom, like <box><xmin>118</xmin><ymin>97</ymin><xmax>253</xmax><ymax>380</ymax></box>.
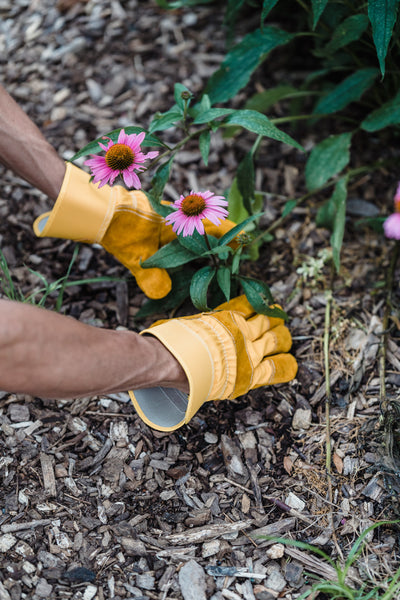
<box><xmin>0</xmin><ymin>299</ymin><xmax>188</xmax><ymax>398</ymax></box>
<box><xmin>0</xmin><ymin>85</ymin><xmax>65</xmax><ymax>200</ymax></box>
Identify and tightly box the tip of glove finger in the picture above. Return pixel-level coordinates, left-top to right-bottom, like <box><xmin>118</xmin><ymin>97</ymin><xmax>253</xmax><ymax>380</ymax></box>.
<box><xmin>135</xmin><ymin>268</ymin><xmax>172</xmax><ymax>299</ymax></box>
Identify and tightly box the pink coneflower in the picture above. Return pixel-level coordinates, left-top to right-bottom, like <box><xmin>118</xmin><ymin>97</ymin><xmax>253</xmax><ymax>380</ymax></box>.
<box><xmin>84</xmin><ymin>129</ymin><xmax>158</xmax><ymax>189</ymax></box>
<box><xmin>384</xmin><ymin>182</ymin><xmax>400</xmax><ymax>240</ymax></box>
<box><xmin>165</xmin><ymin>190</ymin><xmax>229</xmax><ymax>237</ymax></box>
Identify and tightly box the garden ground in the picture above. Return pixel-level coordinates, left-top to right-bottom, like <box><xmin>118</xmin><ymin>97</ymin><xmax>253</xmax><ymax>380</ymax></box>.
<box><xmin>0</xmin><ymin>1</ymin><xmax>400</xmax><ymax>599</ymax></box>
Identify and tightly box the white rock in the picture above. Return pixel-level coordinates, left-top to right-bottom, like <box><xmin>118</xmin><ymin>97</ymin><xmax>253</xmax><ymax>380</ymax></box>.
<box><xmin>266</xmin><ymin>543</ymin><xmax>285</xmax><ymax>559</ymax></box>
<box><xmin>202</xmin><ymin>539</ymin><xmax>220</xmax><ymax>558</ymax></box>
<box><xmin>179</xmin><ymin>560</ymin><xmax>207</xmax><ymax>600</ymax></box>
<box><xmin>285</xmin><ymin>492</ymin><xmax>305</xmax><ymax>512</ymax></box>
<box><xmin>204</xmin><ymin>432</ymin><xmax>218</xmax><ymax>444</ymax></box>
<box><xmin>0</xmin><ymin>533</ymin><xmax>17</xmax><ymax>552</ymax></box>
<box><xmin>83</xmin><ymin>584</ymin><xmax>97</xmax><ymax>600</ymax></box>
<box><xmin>292</xmin><ymin>408</ymin><xmax>312</xmax><ymax>430</ymax></box>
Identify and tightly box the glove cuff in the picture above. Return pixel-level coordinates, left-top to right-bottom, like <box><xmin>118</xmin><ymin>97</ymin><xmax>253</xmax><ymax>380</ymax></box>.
<box><xmin>33</xmin><ymin>162</ymin><xmax>115</xmax><ymax>243</ymax></box>
<box><xmin>129</xmin><ymin>319</ymin><xmax>215</xmax><ymax>431</ymax></box>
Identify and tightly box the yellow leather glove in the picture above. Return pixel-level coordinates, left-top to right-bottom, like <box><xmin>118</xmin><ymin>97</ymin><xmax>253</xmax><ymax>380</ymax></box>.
<box><xmin>33</xmin><ymin>162</ymin><xmax>236</xmax><ymax>300</ymax></box>
<box><xmin>129</xmin><ymin>296</ymin><xmax>298</xmax><ymax>431</ymax></box>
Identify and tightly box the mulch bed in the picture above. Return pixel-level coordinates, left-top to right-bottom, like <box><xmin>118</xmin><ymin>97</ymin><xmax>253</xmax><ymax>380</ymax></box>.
<box><xmin>1</xmin><ymin>1</ymin><xmax>400</xmax><ymax>599</ymax></box>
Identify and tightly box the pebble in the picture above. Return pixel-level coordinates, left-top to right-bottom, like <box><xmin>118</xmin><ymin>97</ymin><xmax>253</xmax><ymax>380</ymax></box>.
<box><xmin>292</xmin><ymin>408</ymin><xmax>312</xmax><ymax>430</ymax></box>
<box><xmin>285</xmin><ymin>491</ymin><xmax>305</xmax><ymax>512</ymax></box>
<box><xmin>265</xmin><ymin>570</ymin><xmax>287</xmax><ymax>593</ymax></box>
<box><xmin>8</xmin><ymin>403</ymin><xmax>30</xmax><ymax>422</ymax></box>
<box><xmin>265</xmin><ymin>543</ymin><xmax>285</xmax><ymax>559</ymax></box>
<box><xmin>0</xmin><ymin>533</ymin><xmax>17</xmax><ymax>552</ymax></box>
<box><xmin>179</xmin><ymin>560</ymin><xmax>207</xmax><ymax>600</ymax></box>
<box><xmin>284</xmin><ymin>561</ymin><xmax>303</xmax><ymax>586</ymax></box>
<box><xmin>35</xmin><ymin>578</ymin><xmax>53</xmax><ymax>598</ymax></box>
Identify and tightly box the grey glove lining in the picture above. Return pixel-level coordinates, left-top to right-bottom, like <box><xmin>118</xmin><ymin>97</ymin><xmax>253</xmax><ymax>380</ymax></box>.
<box><xmin>132</xmin><ymin>386</ymin><xmax>188</xmax><ymax>428</ymax></box>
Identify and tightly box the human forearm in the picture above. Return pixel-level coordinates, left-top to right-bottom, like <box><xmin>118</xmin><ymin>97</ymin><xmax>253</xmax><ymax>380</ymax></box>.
<box><xmin>0</xmin><ymin>300</ymin><xmax>188</xmax><ymax>398</ymax></box>
<box><xmin>0</xmin><ymin>85</ymin><xmax>65</xmax><ymax>200</ymax></box>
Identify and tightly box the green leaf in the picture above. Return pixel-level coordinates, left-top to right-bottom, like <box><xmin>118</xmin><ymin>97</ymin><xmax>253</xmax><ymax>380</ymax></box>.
<box><xmin>305</xmin><ymin>132</ymin><xmax>352</xmax><ymax>191</ymax></box>
<box><xmin>141</xmin><ymin>239</ymin><xmax>197</xmax><ymax>269</ymax></box>
<box><xmin>237</xmin><ymin>151</ymin><xmax>255</xmax><ymax>214</ymax></box>
<box><xmin>204</xmin><ymin>244</ymin><xmax>232</xmax><ymax>260</ymax></box>
<box><xmin>361</xmin><ymin>91</ymin><xmax>400</xmax><ymax>131</ymax></box>
<box><xmin>355</xmin><ymin>216</ymin><xmax>385</xmax><ymax>233</ymax></box>
<box><xmin>225</xmin><ymin>110</ymin><xmax>303</xmax><ymax>150</ymax></box>
<box><xmin>328</xmin><ymin>178</ymin><xmax>348</xmax><ymax>271</ymax></box>
<box><xmin>311</xmin><ymin>0</ymin><xmax>329</xmax><ymax>29</ymax></box>
<box><xmin>145</xmin><ymin>191</ymin><xmax>174</xmax><ymax>218</ymax></box>
<box><xmin>282</xmin><ymin>199</ymin><xmax>297</xmax><ymax>218</ymax></box>
<box><xmin>227</xmin><ymin>178</ymin><xmax>249</xmax><ymax>224</ymax></box>
<box><xmin>217</xmin><ymin>212</ymin><xmax>263</xmax><ymax>247</ymax></box>
<box><xmin>193</xmin><ymin>108</ymin><xmax>235</xmax><ymax>125</ymax></box>
<box><xmin>232</xmin><ymin>246</ymin><xmax>243</xmax><ymax>275</ymax></box>
<box><xmin>368</xmin><ymin>0</ymin><xmax>399</xmax><ymax>77</ymax></box>
<box><xmin>190</xmin><ymin>266</ymin><xmax>216</xmax><ymax>311</ymax></box>
<box><xmin>323</xmin><ymin>14</ymin><xmax>369</xmax><ymax>54</ymax></box>
<box><xmin>177</xmin><ymin>229</ymin><xmax>213</xmax><ymax>256</ymax></box>
<box><xmin>217</xmin><ymin>266</ymin><xmax>231</xmax><ymax>302</ymax></box>
<box><xmin>204</xmin><ymin>27</ymin><xmax>294</xmax><ymax>104</ymax></box>
<box><xmin>313</xmin><ymin>68</ymin><xmax>379</xmax><ymax>115</ymax></box>
<box><xmin>69</xmin><ymin>127</ymin><xmax>164</xmax><ymax>161</ymax></box>
<box><xmin>151</xmin><ymin>158</ymin><xmax>174</xmax><ymax>201</ymax></box>
<box><xmin>135</xmin><ymin>268</ymin><xmax>194</xmax><ymax>318</ymax></box>
<box><xmin>174</xmin><ymin>83</ymin><xmax>192</xmax><ymax>110</ymax></box>
<box><xmin>239</xmin><ymin>276</ymin><xmax>287</xmax><ymax>319</ymax></box>
<box><xmin>149</xmin><ymin>109</ymin><xmax>183</xmax><ymax>134</ymax></box>
<box><xmin>190</xmin><ymin>94</ymin><xmax>211</xmax><ymax>120</ymax></box>
<box><xmin>199</xmin><ymin>130</ymin><xmax>211</xmax><ymax>166</ymax></box>
<box><xmin>245</xmin><ymin>85</ymin><xmax>297</xmax><ymax>114</ymax></box>
<box><xmin>261</xmin><ymin>0</ymin><xmax>279</xmax><ymax>26</ymax></box>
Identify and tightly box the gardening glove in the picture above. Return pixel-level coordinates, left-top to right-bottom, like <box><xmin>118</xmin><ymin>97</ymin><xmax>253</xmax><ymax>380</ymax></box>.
<box><xmin>130</xmin><ymin>295</ymin><xmax>298</xmax><ymax>432</ymax></box>
<box><xmin>33</xmin><ymin>162</ymin><xmax>236</xmax><ymax>299</ymax></box>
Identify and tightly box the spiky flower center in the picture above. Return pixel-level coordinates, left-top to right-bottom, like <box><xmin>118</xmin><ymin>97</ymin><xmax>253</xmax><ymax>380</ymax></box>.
<box><xmin>105</xmin><ymin>143</ymin><xmax>135</xmax><ymax>171</ymax></box>
<box><xmin>181</xmin><ymin>194</ymin><xmax>206</xmax><ymax>217</ymax></box>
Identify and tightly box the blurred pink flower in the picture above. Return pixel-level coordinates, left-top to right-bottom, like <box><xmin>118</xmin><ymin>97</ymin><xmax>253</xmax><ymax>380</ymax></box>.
<box><xmin>165</xmin><ymin>190</ymin><xmax>228</xmax><ymax>237</ymax></box>
<box><xmin>84</xmin><ymin>129</ymin><xmax>158</xmax><ymax>189</ymax></box>
<box><xmin>384</xmin><ymin>182</ymin><xmax>400</xmax><ymax>240</ymax></box>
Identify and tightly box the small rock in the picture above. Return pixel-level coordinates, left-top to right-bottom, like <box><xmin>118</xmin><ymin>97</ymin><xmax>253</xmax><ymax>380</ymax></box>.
<box><xmin>292</xmin><ymin>408</ymin><xmax>312</xmax><ymax>430</ymax></box>
<box><xmin>179</xmin><ymin>560</ymin><xmax>207</xmax><ymax>600</ymax></box>
<box><xmin>83</xmin><ymin>585</ymin><xmax>97</xmax><ymax>600</ymax></box>
<box><xmin>0</xmin><ymin>533</ymin><xmax>17</xmax><ymax>552</ymax></box>
<box><xmin>266</xmin><ymin>543</ymin><xmax>285</xmax><ymax>559</ymax></box>
<box><xmin>8</xmin><ymin>403</ymin><xmax>30</xmax><ymax>422</ymax></box>
<box><xmin>285</xmin><ymin>492</ymin><xmax>305</xmax><ymax>512</ymax></box>
<box><xmin>136</xmin><ymin>573</ymin><xmax>155</xmax><ymax>590</ymax></box>
<box><xmin>284</xmin><ymin>561</ymin><xmax>303</xmax><ymax>586</ymax></box>
<box><xmin>204</xmin><ymin>432</ymin><xmax>218</xmax><ymax>444</ymax></box>
<box><xmin>120</xmin><ymin>537</ymin><xmax>147</xmax><ymax>556</ymax></box>
<box><xmin>35</xmin><ymin>579</ymin><xmax>53</xmax><ymax>598</ymax></box>
<box><xmin>265</xmin><ymin>570</ymin><xmax>286</xmax><ymax>593</ymax></box>
<box><xmin>202</xmin><ymin>539</ymin><xmax>220</xmax><ymax>558</ymax></box>
<box><xmin>38</xmin><ymin>550</ymin><xmax>64</xmax><ymax>568</ymax></box>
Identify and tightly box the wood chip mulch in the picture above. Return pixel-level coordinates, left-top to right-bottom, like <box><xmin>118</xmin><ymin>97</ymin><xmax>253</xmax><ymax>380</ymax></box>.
<box><xmin>1</xmin><ymin>1</ymin><xmax>400</xmax><ymax>599</ymax></box>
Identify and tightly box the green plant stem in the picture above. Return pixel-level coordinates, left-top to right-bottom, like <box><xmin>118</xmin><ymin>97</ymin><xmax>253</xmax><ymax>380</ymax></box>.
<box><xmin>203</xmin><ymin>230</ymin><xmax>218</xmax><ymax>269</ymax></box>
<box><xmin>149</xmin><ymin>126</ymin><xmax>210</xmax><ymax>169</ymax></box>
<box><xmin>379</xmin><ymin>239</ymin><xmax>400</xmax><ymax>416</ymax></box>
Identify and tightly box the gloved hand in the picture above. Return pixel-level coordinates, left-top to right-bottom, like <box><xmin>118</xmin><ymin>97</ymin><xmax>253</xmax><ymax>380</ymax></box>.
<box><xmin>33</xmin><ymin>162</ymin><xmax>236</xmax><ymax>299</ymax></box>
<box><xmin>129</xmin><ymin>295</ymin><xmax>298</xmax><ymax>431</ymax></box>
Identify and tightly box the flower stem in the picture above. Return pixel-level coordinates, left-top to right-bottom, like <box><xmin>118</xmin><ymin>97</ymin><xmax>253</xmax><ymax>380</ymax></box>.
<box><xmin>203</xmin><ymin>231</ymin><xmax>218</xmax><ymax>269</ymax></box>
<box><xmin>148</xmin><ymin>126</ymin><xmax>211</xmax><ymax>170</ymax></box>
